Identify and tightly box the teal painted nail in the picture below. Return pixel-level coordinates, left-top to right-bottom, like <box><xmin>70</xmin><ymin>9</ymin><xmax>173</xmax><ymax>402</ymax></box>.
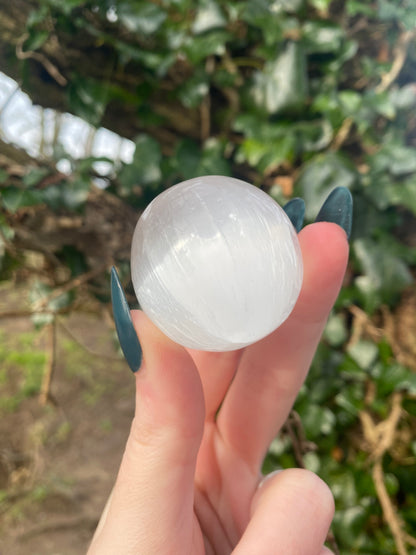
<box><xmin>111</xmin><ymin>267</ymin><xmax>142</xmax><ymax>373</ymax></box>
<box><xmin>283</xmin><ymin>198</ymin><xmax>305</xmax><ymax>233</ymax></box>
<box><xmin>315</xmin><ymin>187</ymin><xmax>353</xmax><ymax>239</ymax></box>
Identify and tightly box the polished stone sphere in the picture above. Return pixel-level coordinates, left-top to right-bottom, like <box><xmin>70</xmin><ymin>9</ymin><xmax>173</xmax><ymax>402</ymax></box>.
<box><xmin>131</xmin><ymin>176</ymin><xmax>303</xmax><ymax>351</ymax></box>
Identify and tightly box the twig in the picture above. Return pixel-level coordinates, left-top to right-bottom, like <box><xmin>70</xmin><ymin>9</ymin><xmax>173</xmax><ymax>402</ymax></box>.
<box><xmin>36</xmin><ymin>263</ymin><xmax>109</xmax><ymax>311</ymax></box>
<box><xmin>347</xmin><ymin>304</ymin><xmax>383</xmax><ymax>349</ymax></box>
<box><xmin>360</xmin><ymin>393</ymin><xmax>415</xmax><ymax>554</ymax></box>
<box><xmin>39</xmin><ymin>317</ymin><xmax>57</xmax><ymax>405</ymax></box>
<box><xmin>15</xmin><ymin>33</ymin><xmax>67</xmax><ymax>87</ymax></box>
<box><xmin>375</xmin><ymin>28</ymin><xmax>416</xmax><ymax>94</ymax></box>
<box><xmin>284</xmin><ymin>412</ymin><xmax>340</xmax><ymax>554</ymax></box>
<box><xmin>285</xmin><ymin>412</ymin><xmax>306</xmax><ymax>468</ymax></box>
<box><xmin>0</xmin><ymin>309</ymin><xmax>47</xmax><ymax>319</ymax></box>
<box><xmin>284</xmin><ymin>410</ymin><xmax>317</xmax><ymax>468</ymax></box>
<box><xmin>331</xmin><ymin>117</ymin><xmax>354</xmax><ymax>151</ymax></box>
<box><xmin>404</xmin><ymin>533</ymin><xmax>416</xmax><ymax>548</ymax></box>
<box><xmin>360</xmin><ymin>392</ymin><xmax>402</xmax><ymax>462</ymax></box>
<box><xmin>372</xmin><ymin>461</ymin><xmax>408</xmax><ymax>555</ymax></box>
<box><xmin>58</xmin><ymin>318</ymin><xmax>121</xmax><ymax>361</ymax></box>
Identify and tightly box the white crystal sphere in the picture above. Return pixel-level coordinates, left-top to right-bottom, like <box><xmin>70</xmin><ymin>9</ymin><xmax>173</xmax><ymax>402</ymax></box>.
<box><xmin>131</xmin><ymin>176</ymin><xmax>303</xmax><ymax>351</ymax></box>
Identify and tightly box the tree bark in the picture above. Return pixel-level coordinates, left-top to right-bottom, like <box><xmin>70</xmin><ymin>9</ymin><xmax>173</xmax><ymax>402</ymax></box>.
<box><xmin>0</xmin><ymin>1</ymin><xmax>201</xmax><ymax>149</ymax></box>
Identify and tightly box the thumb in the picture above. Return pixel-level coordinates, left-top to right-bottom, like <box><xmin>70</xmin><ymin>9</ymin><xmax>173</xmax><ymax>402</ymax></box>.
<box><xmin>88</xmin><ymin>311</ymin><xmax>205</xmax><ymax>554</ymax></box>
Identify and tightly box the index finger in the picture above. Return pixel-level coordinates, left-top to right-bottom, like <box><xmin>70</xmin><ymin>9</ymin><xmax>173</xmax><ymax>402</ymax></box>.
<box><xmin>217</xmin><ymin>222</ymin><xmax>349</xmax><ymax>470</ymax></box>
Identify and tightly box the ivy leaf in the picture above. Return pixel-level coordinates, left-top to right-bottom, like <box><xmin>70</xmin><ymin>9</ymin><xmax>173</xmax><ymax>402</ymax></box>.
<box><xmin>370</xmin><ymin>145</ymin><xmax>416</xmax><ymax>176</ymax></box>
<box><xmin>301</xmin><ymin>21</ymin><xmax>344</xmax><ymax>53</ymax></box>
<box><xmin>67</xmin><ymin>75</ymin><xmax>109</xmax><ymax>127</ymax></box>
<box><xmin>182</xmin><ymin>31</ymin><xmax>230</xmax><ymax>64</ymax></box>
<box><xmin>294</xmin><ymin>152</ymin><xmax>357</xmax><ymax>220</ymax></box>
<box><xmin>118</xmin><ymin>134</ymin><xmax>162</xmax><ymax>193</ymax></box>
<box><xmin>29</xmin><ymin>280</ymin><xmax>74</xmax><ymax>328</ymax></box>
<box><xmin>23</xmin><ymin>167</ymin><xmax>50</xmax><ymax>188</ymax></box>
<box><xmin>45</xmin><ymin>0</ymin><xmax>86</xmax><ymax>15</ymax></box>
<box><xmin>365</xmin><ymin>174</ymin><xmax>416</xmax><ymax>215</ymax></box>
<box><xmin>117</xmin><ymin>2</ymin><xmax>167</xmax><ymax>34</ymax></box>
<box><xmin>174</xmin><ymin>139</ymin><xmax>201</xmax><ymax>180</ymax></box>
<box><xmin>251</xmin><ymin>42</ymin><xmax>308</xmax><ymax>114</ymax></box>
<box><xmin>199</xmin><ymin>139</ymin><xmax>231</xmax><ymax>176</ymax></box>
<box><xmin>333</xmin><ymin>506</ymin><xmax>368</xmax><ymax>549</ymax></box>
<box><xmin>353</xmin><ymin>238</ymin><xmax>413</xmax><ymax>304</ymax></box>
<box><xmin>23</xmin><ymin>29</ymin><xmax>49</xmax><ymax>52</ymax></box>
<box><xmin>347</xmin><ymin>340</ymin><xmax>378</xmax><ymax>371</ymax></box>
<box><xmin>300</xmin><ymin>403</ymin><xmax>336</xmax><ymax>438</ymax></box>
<box><xmin>177</xmin><ymin>70</ymin><xmax>209</xmax><ymax>108</ymax></box>
<box><xmin>192</xmin><ymin>0</ymin><xmax>227</xmax><ymax>34</ymax></box>
<box><xmin>0</xmin><ymin>187</ymin><xmax>40</xmax><ymax>213</ymax></box>
<box><xmin>238</xmin><ymin>134</ymin><xmax>294</xmax><ymax>173</ymax></box>
<box><xmin>172</xmin><ymin>138</ymin><xmax>231</xmax><ymax>181</ymax></box>
<box><xmin>324</xmin><ymin>313</ymin><xmax>348</xmax><ymax>347</ymax></box>
<box><xmin>372</xmin><ymin>363</ymin><xmax>416</xmax><ymax>396</ymax></box>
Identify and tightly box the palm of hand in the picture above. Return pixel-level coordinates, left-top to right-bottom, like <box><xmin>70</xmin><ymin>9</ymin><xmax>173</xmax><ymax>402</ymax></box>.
<box><xmin>88</xmin><ymin>223</ymin><xmax>348</xmax><ymax>555</ymax></box>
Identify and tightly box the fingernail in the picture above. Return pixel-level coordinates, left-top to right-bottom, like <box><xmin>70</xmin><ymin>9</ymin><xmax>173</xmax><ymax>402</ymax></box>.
<box><xmin>283</xmin><ymin>198</ymin><xmax>305</xmax><ymax>233</ymax></box>
<box><xmin>315</xmin><ymin>187</ymin><xmax>353</xmax><ymax>239</ymax></box>
<box><xmin>111</xmin><ymin>266</ymin><xmax>142</xmax><ymax>373</ymax></box>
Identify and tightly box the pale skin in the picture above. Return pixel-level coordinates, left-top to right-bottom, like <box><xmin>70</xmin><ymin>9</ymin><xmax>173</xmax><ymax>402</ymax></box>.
<box><xmin>88</xmin><ymin>222</ymin><xmax>349</xmax><ymax>555</ymax></box>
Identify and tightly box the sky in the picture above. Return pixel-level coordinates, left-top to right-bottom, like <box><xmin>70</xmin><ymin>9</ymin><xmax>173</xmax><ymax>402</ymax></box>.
<box><xmin>0</xmin><ymin>71</ymin><xmax>135</xmax><ymax>177</ymax></box>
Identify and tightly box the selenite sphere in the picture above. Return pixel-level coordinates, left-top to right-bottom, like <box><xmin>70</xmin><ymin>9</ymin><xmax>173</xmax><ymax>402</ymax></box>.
<box><xmin>131</xmin><ymin>176</ymin><xmax>303</xmax><ymax>351</ymax></box>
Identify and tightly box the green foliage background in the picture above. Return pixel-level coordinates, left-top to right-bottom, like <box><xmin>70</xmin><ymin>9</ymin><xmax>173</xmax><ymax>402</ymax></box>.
<box><xmin>1</xmin><ymin>0</ymin><xmax>416</xmax><ymax>552</ymax></box>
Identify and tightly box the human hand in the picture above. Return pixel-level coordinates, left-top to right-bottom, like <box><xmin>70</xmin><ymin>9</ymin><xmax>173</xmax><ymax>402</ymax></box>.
<box><xmin>88</xmin><ymin>189</ymin><xmax>351</xmax><ymax>555</ymax></box>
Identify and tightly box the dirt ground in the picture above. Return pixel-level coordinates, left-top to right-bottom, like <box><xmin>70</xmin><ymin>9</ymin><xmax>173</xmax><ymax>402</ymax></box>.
<box><xmin>0</xmin><ymin>281</ymin><xmax>136</xmax><ymax>554</ymax></box>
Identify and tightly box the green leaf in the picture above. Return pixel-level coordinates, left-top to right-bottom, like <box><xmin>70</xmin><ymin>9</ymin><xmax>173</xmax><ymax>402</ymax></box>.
<box><xmin>44</xmin><ymin>0</ymin><xmax>86</xmax><ymax>15</ymax></box>
<box><xmin>57</xmin><ymin>245</ymin><xmax>87</xmax><ymax>277</ymax></box>
<box><xmin>41</xmin><ymin>179</ymin><xmax>90</xmax><ymax>211</ymax></box>
<box><xmin>364</xmin><ymin>91</ymin><xmax>396</xmax><ymax>120</ymax></box>
<box><xmin>324</xmin><ymin>313</ymin><xmax>348</xmax><ymax>347</ymax></box>
<box><xmin>370</xmin><ymin>145</ymin><xmax>416</xmax><ymax>176</ymax></box>
<box><xmin>347</xmin><ymin>340</ymin><xmax>378</xmax><ymax>371</ymax></box>
<box><xmin>378</xmin><ymin>0</ymin><xmax>416</xmax><ymax>29</ymax></box>
<box><xmin>346</xmin><ymin>1</ymin><xmax>376</xmax><ymax>17</ymax></box>
<box><xmin>390</xmin><ymin>84</ymin><xmax>416</xmax><ymax>110</ymax></box>
<box><xmin>294</xmin><ymin>152</ymin><xmax>357</xmax><ymax>220</ymax></box>
<box><xmin>366</xmin><ymin>174</ymin><xmax>416</xmax><ymax>215</ymax></box>
<box><xmin>177</xmin><ymin>71</ymin><xmax>209</xmax><ymax>108</ymax></box>
<box><xmin>192</xmin><ymin>0</ymin><xmax>227</xmax><ymax>34</ymax></box>
<box><xmin>23</xmin><ymin>29</ymin><xmax>49</xmax><ymax>52</ymax></box>
<box><xmin>302</xmin><ymin>21</ymin><xmax>344</xmax><ymax>53</ymax></box>
<box><xmin>373</xmin><ymin>363</ymin><xmax>416</xmax><ymax>396</ymax></box>
<box><xmin>300</xmin><ymin>403</ymin><xmax>336</xmax><ymax>438</ymax></box>
<box><xmin>0</xmin><ymin>187</ymin><xmax>40</xmax><ymax>213</ymax></box>
<box><xmin>335</xmin><ymin>382</ymin><xmax>365</xmax><ymax>418</ymax></box>
<box><xmin>118</xmin><ymin>134</ymin><xmax>162</xmax><ymax>193</ymax></box>
<box><xmin>251</xmin><ymin>42</ymin><xmax>308</xmax><ymax>114</ymax></box>
<box><xmin>338</xmin><ymin>90</ymin><xmax>362</xmax><ymax>116</ymax></box>
<box><xmin>67</xmin><ymin>75</ymin><xmax>109</xmax><ymax>127</ymax></box>
<box><xmin>200</xmin><ymin>139</ymin><xmax>231</xmax><ymax>176</ymax></box>
<box><xmin>22</xmin><ymin>167</ymin><xmax>50</xmax><ymax>188</ymax></box>
<box><xmin>293</xmin><ymin>119</ymin><xmax>333</xmax><ymax>152</ymax></box>
<box><xmin>172</xmin><ymin>138</ymin><xmax>231</xmax><ymax>181</ymax></box>
<box><xmin>333</xmin><ymin>505</ymin><xmax>368</xmax><ymax>548</ymax></box>
<box><xmin>182</xmin><ymin>30</ymin><xmax>230</xmax><ymax>64</ymax></box>
<box><xmin>174</xmin><ymin>139</ymin><xmax>202</xmax><ymax>179</ymax></box>
<box><xmin>62</xmin><ymin>179</ymin><xmax>90</xmax><ymax>210</ymax></box>
<box><xmin>118</xmin><ymin>2</ymin><xmax>167</xmax><ymax>34</ymax></box>
<box><xmin>353</xmin><ymin>238</ymin><xmax>413</xmax><ymax>302</ymax></box>
<box><xmin>308</xmin><ymin>0</ymin><xmax>331</xmax><ymax>12</ymax></box>
<box><xmin>331</xmin><ymin>471</ymin><xmax>359</xmax><ymax>506</ymax></box>
<box><xmin>238</xmin><ymin>134</ymin><xmax>294</xmax><ymax>173</ymax></box>
<box><xmin>29</xmin><ymin>280</ymin><xmax>74</xmax><ymax>327</ymax></box>
<box><xmin>0</xmin><ymin>169</ymin><xmax>8</xmax><ymax>184</ymax></box>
